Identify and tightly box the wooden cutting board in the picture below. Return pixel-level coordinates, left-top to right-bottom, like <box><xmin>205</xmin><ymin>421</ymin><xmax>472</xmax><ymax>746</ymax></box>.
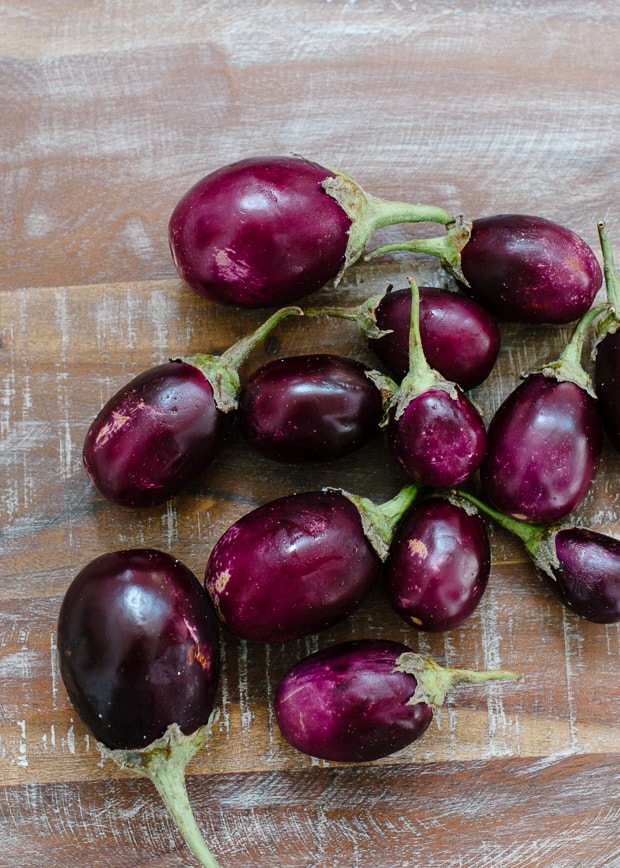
<box><xmin>2</xmin><ymin>3</ymin><xmax>619</xmax><ymax>866</ymax></box>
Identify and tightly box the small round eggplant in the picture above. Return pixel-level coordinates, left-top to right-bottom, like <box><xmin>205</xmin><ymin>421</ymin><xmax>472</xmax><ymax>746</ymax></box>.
<box><xmin>168</xmin><ymin>155</ymin><xmax>464</xmax><ymax>308</ymax></box>
<box><xmin>593</xmin><ymin>221</ymin><xmax>620</xmax><ymax>451</ymax></box>
<box><xmin>384</xmin><ymin>496</ymin><xmax>490</xmax><ymax>632</ymax></box>
<box><xmin>203</xmin><ymin>485</ymin><xmax>419</xmax><ymax>643</ymax></box>
<box><xmin>57</xmin><ymin>549</ymin><xmax>222</xmax><ymax>867</ymax></box>
<box><xmin>83</xmin><ymin>306</ymin><xmax>300</xmax><ymax>507</ymax></box>
<box><xmin>237</xmin><ymin>353</ymin><xmax>384</xmax><ymax>462</ymax></box>
<box><xmin>481</xmin><ymin>304</ymin><xmax>605</xmax><ymax>524</ymax></box>
<box><xmin>457</xmin><ymin>491</ymin><xmax>620</xmax><ymax>624</ymax></box>
<box><xmin>305</xmin><ymin>285</ymin><xmax>501</xmax><ymax>390</ymax></box>
<box><xmin>386</xmin><ymin>278</ymin><xmax>487</xmax><ymax>487</ymax></box>
<box><xmin>458</xmin><ymin>214</ymin><xmax>602</xmax><ymax>324</ymax></box>
<box><xmin>274</xmin><ymin>639</ymin><xmax>520</xmax><ymax>763</ymax></box>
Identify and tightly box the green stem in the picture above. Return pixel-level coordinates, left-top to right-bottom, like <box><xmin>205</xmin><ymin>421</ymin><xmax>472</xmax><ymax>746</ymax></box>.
<box><xmin>98</xmin><ymin>724</ymin><xmax>220</xmax><ymax>868</ymax></box>
<box><xmin>598</xmin><ymin>220</ymin><xmax>620</xmax><ymax>312</ymax></box>
<box><xmin>394</xmin><ymin>652</ymin><xmax>521</xmax><ymax>709</ymax></box>
<box><xmin>342</xmin><ymin>483</ymin><xmax>421</xmax><ymax>560</ymax></box>
<box><xmin>453</xmin><ymin>489</ymin><xmax>547</xmax><ymax>559</ymax></box>
<box><xmin>303</xmin><ymin>294</ymin><xmax>388</xmax><ymax>339</ymax></box>
<box><xmin>181</xmin><ymin>305</ymin><xmax>303</xmax><ymax>412</ymax></box>
<box><xmin>390</xmin><ymin>277</ymin><xmax>443</xmax><ymax>416</ymax></box>
<box><xmin>539</xmin><ymin>302</ymin><xmax>609</xmax><ymax>393</ymax></box>
<box><xmin>365</xmin><ymin>216</ymin><xmax>472</xmax><ymax>281</ymax></box>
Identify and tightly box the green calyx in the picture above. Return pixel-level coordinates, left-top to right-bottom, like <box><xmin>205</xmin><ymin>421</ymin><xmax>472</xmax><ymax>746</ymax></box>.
<box><xmin>340</xmin><ymin>482</ymin><xmax>421</xmax><ymax>560</ymax></box>
<box><xmin>97</xmin><ymin>723</ymin><xmax>221</xmax><ymax>868</ymax></box>
<box><xmin>180</xmin><ymin>305</ymin><xmax>303</xmax><ymax>412</ymax></box>
<box><xmin>321</xmin><ymin>166</ymin><xmax>466</xmax><ymax>279</ymax></box>
<box><xmin>536</xmin><ymin>302</ymin><xmax>610</xmax><ymax>396</ymax></box>
<box><xmin>394</xmin><ymin>652</ymin><xmax>521</xmax><ymax>710</ymax></box>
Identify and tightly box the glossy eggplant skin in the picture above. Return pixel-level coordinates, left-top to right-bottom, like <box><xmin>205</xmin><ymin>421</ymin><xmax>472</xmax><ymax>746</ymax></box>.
<box><xmin>459</xmin><ymin>214</ymin><xmax>602</xmax><ymax>324</ymax></box>
<box><xmin>237</xmin><ymin>353</ymin><xmax>383</xmax><ymax>462</ymax></box>
<box><xmin>57</xmin><ymin>549</ymin><xmax>221</xmax><ymax>750</ymax></box>
<box><xmin>274</xmin><ymin>640</ymin><xmax>432</xmax><ymax>762</ymax></box>
<box><xmin>546</xmin><ymin>528</ymin><xmax>620</xmax><ymax>623</ymax></box>
<box><xmin>83</xmin><ymin>361</ymin><xmax>230</xmax><ymax>508</ymax></box>
<box><xmin>384</xmin><ymin>497</ymin><xmax>490</xmax><ymax>632</ymax></box>
<box><xmin>481</xmin><ymin>374</ymin><xmax>602</xmax><ymax>523</ymax></box>
<box><xmin>370</xmin><ymin>286</ymin><xmax>501</xmax><ymax>389</ymax></box>
<box><xmin>387</xmin><ymin>388</ymin><xmax>487</xmax><ymax>487</ymax></box>
<box><xmin>168</xmin><ymin>156</ymin><xmax>350</xmax><ymax>308</ymax></box>
<box><xmin>203</xmin><ymin>491</ymin><xmax>381</xmax><ymax>643</ymax></box>
<box><xmin>594</xmin><ymin>331</ymin><xmax>620</xmax><ymax>451</ymax></box>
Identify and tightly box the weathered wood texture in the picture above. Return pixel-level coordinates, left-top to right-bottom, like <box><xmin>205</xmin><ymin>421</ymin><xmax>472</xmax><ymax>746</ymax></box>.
<box><xmin>1</xmin><ymin>3</ymin><xmax>619</xmax><ymax>867</ymax></box>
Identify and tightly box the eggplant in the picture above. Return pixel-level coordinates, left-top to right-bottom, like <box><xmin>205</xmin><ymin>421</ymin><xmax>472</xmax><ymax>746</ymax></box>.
<box><xmin>168</xmin><ymin>155</ymin><xmax>468</xmax><ymax>307</ymax></box>
<box><xmin>57</xmin><ymin>548</ymin><xmax>222</xmax><ymax>867</ymax></box>
<box><xmin>274</xmin><ymin>639</ymin><xmax>520</xmax><ymax>763</ymax></box>
<box><xmin>593</xmin><ymin>221</ymin><xmax>620</xmax><ymax>451</ymax></box>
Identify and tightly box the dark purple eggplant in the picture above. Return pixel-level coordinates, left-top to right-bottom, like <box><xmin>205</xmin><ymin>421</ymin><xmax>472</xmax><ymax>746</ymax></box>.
<box><xmin>203</xmin><ymin>485</ymin><xmax>420</xmax><ymax>643</ymax></box>
<box><xmin>384</xmin><ymin>495</ymin><xmax>490</xmax><ymax>632</ymax></box>
<box><xmin>457</xmin><ymin>214</ymin><xmax>602</xmax><ymax>324</ymax></box>
<box><xmin>83</xmin><ymin>306</ymin><xmax>301</xmax><ymax>507</ymax></box>
<box><xmin>168</xmin><ymin>155</ymin><xmax>468</xmax><ymax>308</ymax></box>
<box><xmin>306</xmin><ymin>285</ymin><xmax>501</xmax><ymax>390</ymax></box>
<box><xmin>237</xmin><ymin>353</ymin><xmax>384</xmax><ymax>462</ymax></box>
<box><xmin>480</xmin><ymin>303</ymin><xmax>606</xmax><ymax>524</ymax></box>
<box><xmin>593</xmin><ymin>221</ymin><xmax>620</xmax><ymax>451</ymax></box>
<box><xmin>457</xmin><ymin>491</ymin><xmax>620</xmax><ymax>624</ymax></box>
<box><xmin>274</xmin><ymin>639</ymin><xmax>520</xmax><ymax>762</ymax></box>
<box><xmin>385</xmin><ymin>278</ymin><xmax>487</xmax><ymax>487</ymax></box>
<box><xmin>57</xmin><ymin>549</ymin><xmax>222</xmax><ymax>867</ymax></box>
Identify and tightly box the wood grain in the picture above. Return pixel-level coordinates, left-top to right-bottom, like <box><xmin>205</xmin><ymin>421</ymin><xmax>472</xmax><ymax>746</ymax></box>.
<box><xmin>1</xmin><ymin>3</ymin><xmax>619</xmax><ymax>866</ymax></box>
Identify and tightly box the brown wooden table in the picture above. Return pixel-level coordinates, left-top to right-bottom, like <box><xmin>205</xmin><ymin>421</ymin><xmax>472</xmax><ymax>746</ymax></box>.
<box><xmin>2</xmin><ymin>3</ymin><xmax>619</xmax><ymax>866</ymax></box>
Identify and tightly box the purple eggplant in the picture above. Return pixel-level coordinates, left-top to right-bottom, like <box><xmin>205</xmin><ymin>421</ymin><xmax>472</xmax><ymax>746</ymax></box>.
<box><xmin>168</xmin><ymin>155</ymin><xmax>468</xmax><ymax>308</ymax></box>
<box><xmin>480</xmin><ymin>303</ymin><xmax>605</xmax><ymax>524</ymax></box>
<box><xmin>384</xmin><ymin>495</ymin><xmax>490</xmax><ymax>632</ymax></box>
<box><xmin>57</xmin><ymin>549</ymin><xmax>222</xmax><ymax>867</ymax></box>
<box><xmin>237</xmin><ymin>353</ymin><xmax>384</xmax><ymax>462</ymax></box>
<box><xmin>593</xmin><ymin>221</ymin><xmax>620</xmax><ymax>451</ymax></box>
<box><xmin>274</xmin><ymin>639</ymin><xmax>520</xmax><ymax>762</ymax></box>
<box><xmin>457</xmin><ymin>491</ymin><xmax>620</xmax><ymax>624</ymax></box>
<box><xmin>203</xmin><ymin>485</ymin><xmax>420</xmax><ymax>643</ymax></box>
<box><xmin>457</xmin><ymin>214</ymin><xmax>602</xmax><ymax>324</ymax></box>
<box><xmin>83</xmin><ymin>306</ymin><xmax>301</xmax><ymax>507</ymax></box>
<box><xmin>385</xmin><ymin>278</ymin><xmax>487</xmax><ymax>487</ymax></box>
<box><xmin>306</xmin><ymin>285</ymin><xmax>501</xmax><ymax>390</ymax></box>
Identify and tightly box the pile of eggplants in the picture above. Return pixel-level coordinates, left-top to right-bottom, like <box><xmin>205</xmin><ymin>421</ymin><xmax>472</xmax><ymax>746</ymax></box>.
<box><xmin>57</xmin><ymin>154</ymin><xmax>620</xmax><ymax>867</ymax></box>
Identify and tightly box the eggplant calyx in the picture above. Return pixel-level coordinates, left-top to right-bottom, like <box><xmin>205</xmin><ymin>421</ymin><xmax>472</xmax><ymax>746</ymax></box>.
<box><xmin>339</xmin><ymin>483</ymin><xmax>420</xmax><ymax>560</ymax></box>
<box><xmin>97</xmin><ymin>721</ymin><xmax>221</xmax><ymax>868</ymax></box>
<box><xmin>322</xmin><ymin>168</ymin><xmax>457</xmax><ymax>281</ymax></box>
<box><xmin>394</xmin><ymin>652</ymin><xmax>521</xmax><ymax>710</ymax></box>
<box><xmin>535</xmin><ymin>302</ymin><xmax>609</xmax><ymax>397</ymax></box>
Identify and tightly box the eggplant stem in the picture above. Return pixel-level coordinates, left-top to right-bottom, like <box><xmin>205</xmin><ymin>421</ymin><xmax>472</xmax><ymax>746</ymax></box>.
<box><xmin>394</xmin><ymin>652</ymin><xmax>521</xmax><ymax>710</ymax></box>
<box><xmin>540</xmin><ymin>302</ymin><xmax>610</xmax><ymax>393</ymax></box>
<box><xmin>97</xmin><ymin>724</ymin><xmax>221</xmax><ymax>868</ymax></box>
<box><xmin>365</xmin><ymin>216</ymin><xmax>471</xmax><ymax>281</ymax></box>
<box><xmin>598</xmin><ymin>220</ymin><xmax>620</xmax><ymax>313</ymax></box>
<box><xmin>453</xmin><ymin>489</ymin><xmax>546</xmax><ymax>558</ymax></box>
<box><xmin>183</xmin><ymin>305</ymin><xmax>303</xmax><ymax>413</ymax></box>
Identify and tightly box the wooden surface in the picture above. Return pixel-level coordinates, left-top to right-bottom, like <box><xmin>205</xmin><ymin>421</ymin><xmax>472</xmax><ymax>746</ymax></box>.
<box><xmin>1</xmin><ymin>3</ymin><xmax>619</xmax><ymax>866</ymax></box>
